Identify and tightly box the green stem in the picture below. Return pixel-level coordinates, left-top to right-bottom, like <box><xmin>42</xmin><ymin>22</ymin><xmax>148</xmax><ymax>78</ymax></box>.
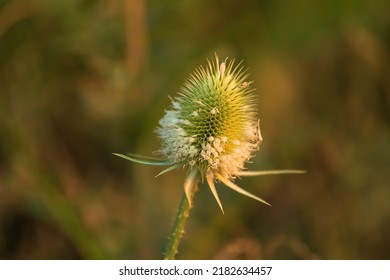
<box><xmin>163</xmin><ymin>193</ymin><xmax>191</xmax><ymax>260</ymax></box>
<box><xmin>164</xmin><ymin>170</ymin><xmax>199</xmax><ymax>260</ymax></box>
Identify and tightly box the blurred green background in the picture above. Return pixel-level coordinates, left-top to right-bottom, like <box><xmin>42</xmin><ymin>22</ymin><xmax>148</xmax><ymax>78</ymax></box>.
<box><xmin>1</xmin><ymin>0</ymin><xmax>389</xmax><ymax>259</ymax></box>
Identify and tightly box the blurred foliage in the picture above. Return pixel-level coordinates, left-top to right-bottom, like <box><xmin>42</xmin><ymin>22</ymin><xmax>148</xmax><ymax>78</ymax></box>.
<box><xmin>0</xmin><ymin>0</ymin><xmax>389</xmax><ymax>259</ymax></box>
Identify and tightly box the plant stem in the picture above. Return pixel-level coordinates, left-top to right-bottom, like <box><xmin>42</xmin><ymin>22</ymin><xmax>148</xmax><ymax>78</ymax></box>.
<box><xmin>164</xmin><ymin>171</ymin><xmax>199</xmax><ymax>260</ymax></box>
<box><xmin>163</xmin><ymin>193</ymin><xmax>191</xmax><ymax>260</ymax></box>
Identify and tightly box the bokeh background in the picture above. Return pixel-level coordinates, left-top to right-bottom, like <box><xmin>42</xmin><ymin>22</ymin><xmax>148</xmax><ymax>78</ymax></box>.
<box><xmin>1</xmin><ymin>0</ymin><xmax>389</xmax><ymax>259</ymax></box>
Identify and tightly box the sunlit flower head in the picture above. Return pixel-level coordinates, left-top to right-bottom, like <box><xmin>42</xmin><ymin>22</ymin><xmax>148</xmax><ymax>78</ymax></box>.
<box><xmin>156</xmin><ymin>56</ymin><xmax>260</xmax><ymax>177</ymax></box>
<box><xmin>114</xmin><ymin>54</ymin><xmax>304</xmax><ymax>213</ymax></box>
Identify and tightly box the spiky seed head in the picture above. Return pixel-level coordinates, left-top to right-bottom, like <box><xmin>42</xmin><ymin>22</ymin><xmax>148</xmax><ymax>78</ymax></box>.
<box><xmin>155</xmin><ymin>55</ymin><xmax>261</xmax><ymax>181</ymax></box>
<box><xmin>114</xmin><ymin>54</ymin><xmax>305</xmax><ymax>212</ymax></box>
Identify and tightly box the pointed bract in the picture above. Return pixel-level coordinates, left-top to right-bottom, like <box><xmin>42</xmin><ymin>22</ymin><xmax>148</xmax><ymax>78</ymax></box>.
<box><xmin>113</xmin><ymin>153</ymin><xmax>171</xmax><ymax>166</ymax></box>
<box><xmin>155</xmin><ymin>163</ymin><xmax>182</xmax><ymax>178</ymax></box>
<box><xmin>216</xmin><ymin>173</ymin><xmax>271</xmax><ymax>206</ymax></box>
<box><xmin>237</xmin><ymin>170</ymin><xmax>306</xmax><ymax>177</ymax></box>
<box><xmin>183</xmin><ymin>169</ymin><xmax>199</xmax><ymax>207</ymax></box>
<box><xmin>206</xmin><ymin>174</ymin><xmax>224</xmax><ymax>214</ymax></box>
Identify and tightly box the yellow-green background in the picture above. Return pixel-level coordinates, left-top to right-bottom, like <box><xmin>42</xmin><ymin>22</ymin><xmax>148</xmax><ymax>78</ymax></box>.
<box><xmin>1</xmin><ymin>0</ymin><xmax>389</xmax><ymax>259</ymax></box>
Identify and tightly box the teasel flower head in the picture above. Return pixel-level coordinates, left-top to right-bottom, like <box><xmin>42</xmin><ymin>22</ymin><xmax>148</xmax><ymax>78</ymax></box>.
<box><xmin>114</xmin><ymin>54</ymin><xmax>304</xmax><ymax>213</ymax></box>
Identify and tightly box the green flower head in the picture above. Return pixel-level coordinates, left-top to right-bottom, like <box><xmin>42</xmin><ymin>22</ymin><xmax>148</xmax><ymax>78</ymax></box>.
<box><xmin>156</xmin><ymin>56</ymin><xmax>259</xmax><ymax>179</ymax></box>
<box><xmin>115</xmin><ymin>54</ymin><xmax>304</xmax><ymax>213</ymax></box>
